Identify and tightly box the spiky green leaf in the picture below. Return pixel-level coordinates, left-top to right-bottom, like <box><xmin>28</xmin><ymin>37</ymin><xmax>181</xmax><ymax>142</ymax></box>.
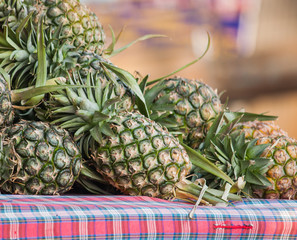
<box><xmin>225</xmin><ymin>111</ymin><xmax>277</xmax><ymax>123</ymax></box>
<box><xmin>182</xmin><ymin>143</ymin><xmax>234</xmax><ymax>185</ymax></box>
<box><xmin>92</xmin><ymin>111</ymin><xmax>109</xmax><ymax>123</ymax></box>
<box><xmin>246</xmin><ymin>143</ymin><xmax>270</xmax><ymax>159</ymax></box>
<box><xmin>101</xmin><ymin>62</ymin><xmax>149</xmax><ymax>117</ymax></box>
<box><xmin>245</xmin><ymin>171</ymin><xmax>272</xmax><ymax>187</ymax></box>
<box><xmin>139</xmin><ymin>75</ymin><xmax>149</xmax><ymax>93</ymax></box>
<box><xmin>108</xmin><ymin>34</ymin><xmax>167</xmax><ymax>57</ymax></box>
<box><xmin>89</xmin><ymin>126</ymin><xmax>102</xmax><ymax>143</ymax></box>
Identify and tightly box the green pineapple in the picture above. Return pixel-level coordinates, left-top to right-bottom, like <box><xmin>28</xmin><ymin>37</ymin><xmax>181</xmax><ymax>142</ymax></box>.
<box><xmin>0</xmin><ymin>120</ymin><xmax>82</xmax><ymax>194</ymax></box>
<box><xmin>0</xmin><ymin>72</ymin><xmax>14</xmax><ymax>127</ymax></box>
<box><xmin>0</xmin><ymin>0</ymin><xmax>105</xmax><ymax>85</ymax></box>
<box><xmin>92</xmin><ymin>111</ymin><xmax>192</xmax><ymax>199</ymax></box>
<box><xmin>0</xmin><ymin>0</ymin><xmax>166</xmax><ymax>113</ymax></box>
<box><xmin>0</xmin><ymin>66</ymin><xmax>234</xmax><ymax>202</ymax></box>
<box><xmin>0</xmin><ymin>0</ymin><xmax>105</xmax><ymax>54</ymax></box>
<box><xmin>144</xmin><ymin>77</ymin><xmax>222</xmax><ymax>149</ymax></box>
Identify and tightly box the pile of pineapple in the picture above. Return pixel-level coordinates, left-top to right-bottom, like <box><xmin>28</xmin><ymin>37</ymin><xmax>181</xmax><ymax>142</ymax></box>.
<box><xmin>0</xmin><ymin>0</ymin><xmax>296</xmax><ymax>204</ymax></box>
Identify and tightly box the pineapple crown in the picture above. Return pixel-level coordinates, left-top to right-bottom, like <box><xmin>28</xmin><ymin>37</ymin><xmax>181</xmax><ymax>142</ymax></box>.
<box><xmin>0</xmin><ymin>11</ymin><xmax>82</xmax><ymax>88</ymax></box>
<box><xmin>194</xmin><ymin>110</ymin><xmax>277</xmax><ymax>194</ymax></box>
<box><xmin>38</xmin><ymin>77</ymin><xmax>121</xmax><ymax>137</ymax></box>
<box><xmin>141</xmin><ymin>76</ymin><xmax>177</xmax><ymax>126</ymax></box>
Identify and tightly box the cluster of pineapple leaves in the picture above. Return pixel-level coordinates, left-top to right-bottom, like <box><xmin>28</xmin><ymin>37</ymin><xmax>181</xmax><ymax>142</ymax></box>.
<box><xmin>192</xmin><ymin>111</ymin><xmax>276</xmax><ymax>195</ymax></box>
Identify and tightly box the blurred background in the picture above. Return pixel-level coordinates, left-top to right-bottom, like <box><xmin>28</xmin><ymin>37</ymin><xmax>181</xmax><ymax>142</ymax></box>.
<box><xmin>82</xmin><ymin>0</ymin><xmax>297</xmax><ymax>138</ymax></box>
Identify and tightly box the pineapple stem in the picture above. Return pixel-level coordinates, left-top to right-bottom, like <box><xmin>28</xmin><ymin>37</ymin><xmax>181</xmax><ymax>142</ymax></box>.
<box><xmin>188</xmin><ymin>181</ymin><xmax>209</xmax><ymax>218</ymax></box>
<box><xmin>175</xmin><ymin>180</ymin><xmax>241</xmax><ymax>205</ymax></box>
<box><xmin>80</xmin><ymin>165</ymin><xmax>106</xmax><ymax>184</ymax></box>
<box><xmin>77</xmin><ymin>165</ymin><xmax>118</xmax><ymax>195</ymax></box>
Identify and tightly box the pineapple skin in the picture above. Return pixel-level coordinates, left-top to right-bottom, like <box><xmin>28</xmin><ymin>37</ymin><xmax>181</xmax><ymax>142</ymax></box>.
<box><xmin>0</xmin><ymin>120</ymin><xmax>82</xmax><ymax>195</ymax></box>
<box><xmin>234</xmin><ymin>120</ymin><xmax>288</xmax><ymax>140</ymax></box>
<box><xmin>92</xmin><ymin>112</ymin><xmax>192</xmax><ymax>200</ymax></box>
<box><xmin>254</xmin><ymin>136</ymin><xmax>297</xmax><ymax>199</ymax></box>
<box><xmin>153</xmin><ymin>77</ymin><xmax>222</xmax><ymax>149</ymax></box>
<box><xmin>0</xmin><ymin>73</ymin><xmax>14</xmax><ymax>127</ymax></box>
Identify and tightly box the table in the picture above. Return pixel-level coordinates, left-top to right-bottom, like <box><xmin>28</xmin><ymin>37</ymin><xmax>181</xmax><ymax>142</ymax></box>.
<box><xmin>0</xmin><ymin>195</ymin><xmax>296</xmax><ymax>239</ymax></box>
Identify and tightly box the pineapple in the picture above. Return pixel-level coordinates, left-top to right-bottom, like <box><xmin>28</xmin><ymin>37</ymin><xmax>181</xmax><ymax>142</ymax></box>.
<box><xmin>144</xmin><ymin>77</ymin><xmax>222</xmax><ymax>149</ymax></box>
<box><xmin>0</xmin><ymin>0</ymin><xmax>105</xmax><ymax>84</ymax></box>
<box><xmin>0</xmin><ymin>120</ymin><xmax>82</xmax><ymax>194</ymax></box>
<box><xmin>0</xmin><ymin>5</ymin><xmax>236</xmax><ymax>202</ymax></box>
<box><xmin>0</xmin><ymin>72</ymin><xmax>14</xmax><ymax>127</ymax></box>
<box><xmin>0</xmin><ymin>0</ymin><xmax>105</xmax><ymax>55</ymax></box>
<box><xmin>92</xmin><ymin>111</ymin><xmax>192</xmax><ymax>199</ymax></box>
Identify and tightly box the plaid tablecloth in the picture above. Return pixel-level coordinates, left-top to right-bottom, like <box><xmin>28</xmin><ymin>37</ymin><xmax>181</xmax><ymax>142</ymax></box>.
<box><xmin>0</xmin><ymin>195</ymin><xmax>296</xmax><ymax>239</ymax></box>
